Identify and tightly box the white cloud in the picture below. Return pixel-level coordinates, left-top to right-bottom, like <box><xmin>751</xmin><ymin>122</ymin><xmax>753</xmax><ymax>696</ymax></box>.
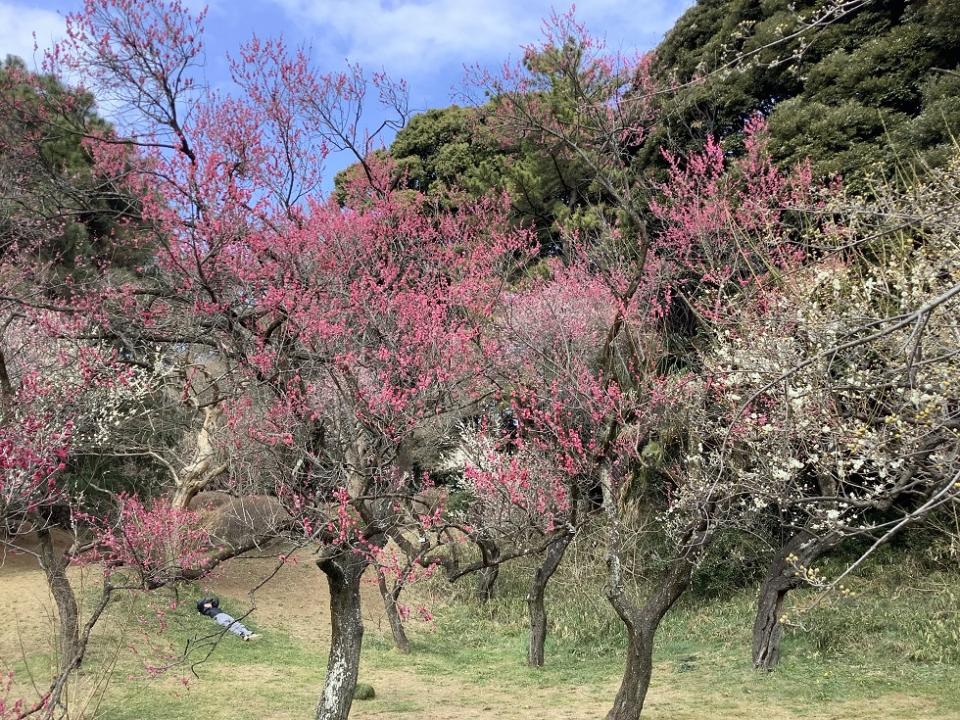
<box><xmin>269</xmin><ymin>0</ymin><xmax>689</xmax><ymax>77</ymax></box>
<box><xmin>273</xmin><ymin>0</ymin><xmax>533</xmax><ymax>70</ymax></box>
<box><xmin>0</xmin><ymin>2</ymin><xmax>65</xmax><ymax>67</ymax></box>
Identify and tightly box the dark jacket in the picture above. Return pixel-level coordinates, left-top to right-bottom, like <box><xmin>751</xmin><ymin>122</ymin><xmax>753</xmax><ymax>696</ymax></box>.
<box><xmin>196</xmin><ymin>597</ymin><xmax>221</xmax><ymax>618</ymax></box>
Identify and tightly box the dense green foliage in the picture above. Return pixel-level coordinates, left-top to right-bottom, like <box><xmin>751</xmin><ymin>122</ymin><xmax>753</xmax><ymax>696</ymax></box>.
<box><xmin>386</xmin><ymin>106</ymin><xmax>504</xmax><ymax>201</ymax></box>
<box><xmin>653</xmin><ymin>0</ymin><xmax>960</xmax><ymax>185</ymax></box>
<box><xmin>0</xmin><ymin>56</ymin><xmax>140</xmax><ymax>272</ymax></box>
<box><xmin>378</xmin><ymin>0</ymin><xmax>960</xmax><ymax>226</ymax></box>
<box><xmin>337</xmin><ymin>103</ymin><xmax>601</xmax><ymax>252</ymax></box>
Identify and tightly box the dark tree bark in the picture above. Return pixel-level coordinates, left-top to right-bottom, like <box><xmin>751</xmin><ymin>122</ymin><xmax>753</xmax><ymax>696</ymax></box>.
<box><xmin>752</xmin><ymin>529</ymin><xmax>840</xmax><ymax>670</ymax></box>
<box><xmin>475</xmin><ymin>535</ymin><xmax>501</xmax><ymax>604</ymax></box>
<box><xmin>315</xmin><ymin>551</ymin><xmax>368</xmax><ymax>720</ymax></box>
<box><xmin>754</xmin><ymin>436</ymin><xmax>952</xmax><ymax>670</ymax></box>
<box><xmin>527</xmin><ymin>530</ymin><xmax>573</xmax><ymax>667</ymax></box>
<box><xmin>605</xmin><ymin>555</ymin><xmax>696</xmax><ymax>720</ymax></box>
<box><xmin>600</xmin><ymin>465</ymin><xmax>704</xmax><ymax>720</ymax></box>
<box><xmin>20</xmin><ymin>576</ymin><xmax>114</xmax><ymax>720</ymax></box>
<box><xmin>752</xmin><ymin>575</ymin><xmax>793</xmax><ymax>671</ymax></box>
<box><xmin>37</xmin><ymin>527</ymin><xmax>80</xmax><ymax>671</ymax></box>
<box><xmin>376</xmin><ymin>568</ymin><xmax>410</xmax><ymax>654</ymax></box>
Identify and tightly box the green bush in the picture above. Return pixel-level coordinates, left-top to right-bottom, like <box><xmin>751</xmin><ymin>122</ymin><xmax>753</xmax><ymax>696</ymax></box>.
<box><xmin>353</xmin><ymin>683</ymin><xmax>376</xmax><ymax>700</ymax></box>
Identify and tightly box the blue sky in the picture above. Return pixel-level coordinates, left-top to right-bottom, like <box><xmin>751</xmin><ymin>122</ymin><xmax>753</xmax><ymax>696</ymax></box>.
<box><xmin>1</xmin><ymin>0</ymin><xmax>693</xmax><ymax>182</ymax></box>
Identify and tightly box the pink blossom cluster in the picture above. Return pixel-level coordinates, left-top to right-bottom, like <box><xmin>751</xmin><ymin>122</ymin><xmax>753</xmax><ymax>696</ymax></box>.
<box><xmin>78</xmin><ymin>495</ymin><xmax>210</xmax><ymax>585</ymax></box>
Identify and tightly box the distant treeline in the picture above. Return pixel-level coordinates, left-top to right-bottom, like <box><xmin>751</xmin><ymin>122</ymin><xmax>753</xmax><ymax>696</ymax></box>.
<box><xmin>347</xmin><ymin>0</ymin><xmax>960</xmax><ymax>245</ymax></box>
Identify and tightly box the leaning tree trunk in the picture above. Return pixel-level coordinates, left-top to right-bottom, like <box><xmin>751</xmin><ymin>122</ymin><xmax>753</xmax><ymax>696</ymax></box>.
<box><xmin>605</xmin><ymin>556</ymin><xmax>696</xmax><ymax>720</ymax></box>
<box><xmin>37</xmin><ymin>527</ymin><xmax>80</xmax><ymax>671</ymax></box>
<box><xmin>752</xmin><ymin>574</ymin><xmax>794</xmax><ymax>672</ymax></box>
<box><xmin>376</xmin><ymin>569</ymin><xmax>410</xmax><ymax>654</ymax></box>
<box><xmin>753</xmin><ymin>529</ymin><xmax>839</xmax><ymax>670</ymax></box>
<box><xmin>315</xmin><ymin>551</ymin><xmax>368</xmax><ymax>720</ymax></box>
<box><xmin>475</xmin><ymin>535</ymin><xmax>501</xmax><ymax>604</ymax></box>
<box><xmin>170</xmin><ymin>406</ymin><xmax>227</xmax><ymax>511</ymax></box>
<box><xmin>527</xmin><ymin>531</ymin><xmax>573</xmax><ymax>667</ymax></box>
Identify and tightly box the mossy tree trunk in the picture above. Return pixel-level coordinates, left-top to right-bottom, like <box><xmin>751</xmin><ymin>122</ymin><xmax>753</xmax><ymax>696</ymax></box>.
<box><xmin>601</xmin><ymin>466</ymin><xmax>703</xmax><ymax>720</ymax></box>
<box><xmin>605</xmin><ymin>556</ymin><xmax>696</xmax><ymax>720</ymax></box>
<box><xmin>753</xmin><ymin>529</ymin><xmax>840</xmax><ymax>670</ymax></box>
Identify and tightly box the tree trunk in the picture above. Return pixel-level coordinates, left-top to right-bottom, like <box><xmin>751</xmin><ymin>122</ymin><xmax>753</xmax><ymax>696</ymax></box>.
<box><xmin>601</xmin><ymin>461</ymin><xmax>701</xmax><ymax>720</ymax></box>
<box><xmin>527</xmin><ymin>531</ymin><xmax>572</xmax><ymax>667</ymax></box>
<box><xmin>605</xmin><ymin>556</ymin><xmax>696</xmax><ymax>720</ymax></box>
<box><xmin>170</xmin><ymin>406</ymin><xmax>226</xmax><ymax>511</ymax></box>
<box><xmin>37</xmin><ymin>527</ymin><xmax>80</xmax><ymax>671</ymax></box>
<box><xmin>315</xmin><ymin>551</ymin><xmax>368</xmax><ymax>720</ymax></box>
<box><xmin>752</xmin><ymin>530</ymin><xmax>838</xmax><ymax>670</ymax></box>
<box><xmin>475</xmin><ymin>536</ymin><xmax>500</xmax><ymax>604</ymax></box>
<box><xmin>606</xmin><ymin>624</ymin><xmax>655</xmax><ymax>720</ymax></box>
<box><xmin>752</xmin><ymin>573</ymin><xmax>793</xmax><ymax>672</ymax></box>
<box><xmin>376</xmin><ymin>569</ymin><xmax>410</xmax><ymax>654</ymax></box>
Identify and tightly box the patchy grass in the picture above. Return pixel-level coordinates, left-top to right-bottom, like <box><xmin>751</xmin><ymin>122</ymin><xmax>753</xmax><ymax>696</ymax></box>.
<box><xmin>3</xmin><ymin>544</ymin><xmax>959</xmax><ymax>719</ymax></box>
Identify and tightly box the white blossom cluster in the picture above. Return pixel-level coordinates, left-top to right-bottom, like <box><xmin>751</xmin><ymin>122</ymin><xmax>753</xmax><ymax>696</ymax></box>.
<box><xmin>17</xmin><ymin>342</ymin><xmax>172</xmax><ymax>451</ymax></box>
<box><xmin>664</xmin><ymin>155</ymin><xmax>960</xmax><ymax>546</ymax></box>
<box><xmin>70</xmin><ymin>363</ymin><xmax>162</xmax><ymax>449</ymax></box>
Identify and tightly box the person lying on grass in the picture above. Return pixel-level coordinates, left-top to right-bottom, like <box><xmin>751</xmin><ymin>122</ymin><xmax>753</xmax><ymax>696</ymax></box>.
<box><xmin>196</xmin><ymin>597</ymin><xmax>260</xmax><ymax>641</ymax></box>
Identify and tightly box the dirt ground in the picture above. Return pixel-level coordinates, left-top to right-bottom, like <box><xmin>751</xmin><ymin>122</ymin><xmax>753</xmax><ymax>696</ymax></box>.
<box><xmin>0</xmin><ymin>536</ymin><xmax>615</xmax><ymax>720</ymax></box>
<box><xmin>0</xmin><ymin>540</ymin><xmax>615</xmax><ymax>719</ymax></box>
<box><xmin>0</xmin><ymin>533</ymin><xmax>95</xmax><ymax>665</ymax></box>
<box><xmin>193</xmin><ymin>547</ymin><xmax>621</xmax><ymax>719</ymax></box>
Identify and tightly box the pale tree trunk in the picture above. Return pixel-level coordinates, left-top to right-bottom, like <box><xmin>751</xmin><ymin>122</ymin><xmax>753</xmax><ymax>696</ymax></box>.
<box><xmin>37</xmin><ymin>527</ymin><xmax>80</xmax><ymax>672</ymax></box>
<box><xmin>170</xmin><ymin>406</ymin><xmax>227</xmax><ymax>511</ymax></box>
<box><xmin>315</xmin><ymin>551</ymin><xmax>368</xmax><ymax>720</ymax></box>
<box><xmin>527</xmin><ymin>530</ymin><xmax>573</xmax><ymax>667</ymax></box>
<box><xmin>376</xmin><ymin>568</ymin><xmax>410</xmax><ymax>654</ymax></box>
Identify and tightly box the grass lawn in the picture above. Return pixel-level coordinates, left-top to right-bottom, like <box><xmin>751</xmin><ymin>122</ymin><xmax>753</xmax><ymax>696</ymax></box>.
<box><xmin>3</xmin><ymin>546</ymin><xmax>958</xmax><ymax>719</ymax></box>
